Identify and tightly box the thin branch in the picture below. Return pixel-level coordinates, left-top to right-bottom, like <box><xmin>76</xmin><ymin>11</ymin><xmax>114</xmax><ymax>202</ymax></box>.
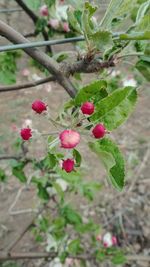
<box><xmin>15</xmin><ymin>0</ymin><xmax>52</xmax><ymax>53</ymax></box>
<box><xmin>0</xmin><ymin>252</ymin><xmax>150</xmax><ymax>262</ymax></box>
<box><xmin>0</xmin><ymin>155</ymin><xmax>21</xmax><ymax>160</ymax></box>
<box><xmin>0</xmin><ymin>76</ymin><xmax>55</xmax><ymax>92</ymax></box>
<box><xmin>14</xmin><ymin>0</ymin><xmax>38</xmax><ymax>24</ymax></box>
<box><xmin>0</xmin><ymin>20</ymin><xmax>77</xmax><ymax>98</ymax></box>
<box><xmin>24</xmin><ymin>32</ymin><xmax>37</xmax><ymax>38</ymax></box>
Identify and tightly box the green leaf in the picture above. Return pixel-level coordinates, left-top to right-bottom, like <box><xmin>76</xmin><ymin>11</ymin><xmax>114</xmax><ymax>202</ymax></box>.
<box><xmin>0</xmin><ymin>51</ymin><xmax>20</xmax><ymax>85</ymax></box>
<box><xmin>68</xmin><ymin>239</ymin><xmax>82</xmax><ymax>255</ymax></box>
<box><xmin>111</xmin><ymin>252</ymin><xmax>126</xmax><ymax>265</ymax></box>
<box><xmin>47</xmin><ymin>153</ymin><xmax>57</xmax><ymax>169</ymax></box>
<box><xmin>66</xmin><ymin>0</ymin><xmax>83</xmax><ymax>9</ymax></box>
<box><xmin>75</xmin><ymin>80</ymin><xmax>107</xmax><ymax>106</ymax></box>
<box><xmin>136</xmin><ymin>14</ymin><xmax>150</xmax><ymax>31</ymax></box>
<box><xmin>136</xmin><ymin>0</ymin><xmax>150</xmax><ymax>23</ymax></box>
<box><xmin>73</xmin><ymin>149</ymin><xmax>82</xmax><ymax>167</ymax></box>
<box><xmin>118</xmin><ymin>31</ymin><xmax>150</xmax><ymax>40</ymax></box>
<box><xmin>25</xmin><ymin>0</ymin><xmax>41</xmax><ymax>11</ymax></box>
<box><xmin>53</xmin><ymin>182</ymin><xmax>64</xmax><ymax>200</ymax></box>
<box><xmin>89</xmin><ymin>138</ymin><xmax>125</xmax><ymax>191</ymax></box>
<box><xmin>46</xmin><ymin>0</ymin><xmax>56</xmax><ymax>8</ymax></box>
<box><xmin>96</xmin><ymin>250</ymin><xmax>106</xmax><ymax>262</ymax></box>
<box><xmin>136</xmin><ymin>59</ymin><xmax>150</xmax><ymax>81</ymax></box>
<box><xmin>100</xmin><ymin>0</ymin><xmax>124</xmax><ymax>29</ymax></box>
<box><xmin>53</xmin><ymin>52</ymin><xmax>69</xmax><ymax>63</ymax></box>
<box><xmin>67</xmin><ymin>8</ymin><xmax>82</xmax><ymax>33</ymax></box>
<box><xmin>37</xmin><ymin>184</ymin><xmax>49</xmax><ymax>200</ymax></box>
<box><xmin>90</xmin><ymin>86</ymin><xmax>137</xmax><ymax>131</ymax></box>
<box><xmin>81</xmin><ymin>2</ymin><xmax>97</xmax><ymax>37</ymax></box>
<box><xmin>61</xmin><ymin>205</ymin><xmax>82</xmax><ymax>225</ymax></box>
<box><xmin>0</xmin><ymin>168</ymin><xmax>7</xmax><ymax>182</ymax></box>
<box><xmin>116</xmin><ymin>0</ymin><xmax>137</xmax><ymax>17</ymax></box>
<box><xmin>80</xmin><ymin>181</ymin><xmax>102</xmax><ymax>201</ymax></box>
<box><xmin>52</xmin><ymin>217</ymin><xmax>66</xmax><ymax>231</ymax></box>
<box><xmin>57</xmin><ymin>169</ymin><xmax>82</xmax><ymax>185</ymax></box>
<box><xmin>75</xmin><ymin>221</ymin><xmax>99</xmax><ymax>233</ymax></box>
<box><xmin>12</xmin><ymin>162</ymin><xmax>27</xmax><ymax>183</ymax></box>
<box><xmin>89</xmin><ymin>31</ymin><xmax>113</xmax><ymax>52</ymax></box>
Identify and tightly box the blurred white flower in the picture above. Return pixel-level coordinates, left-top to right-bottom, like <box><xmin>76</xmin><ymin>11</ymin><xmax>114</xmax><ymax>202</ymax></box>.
<box><xmin>49</xmin><ymin>258</ymin><xmax>62</xmax><ymax>267</ymax></box>
<box><xmin>56</xmin><ymin>178</ymin><xmax>68</xmax><ymax>191</ymax></box>
<box><xmin>32</xmin><ymin>73</ymin><xmax>41</xmax><ymax>81</ymax></box>
<box><xmin>103</xmin><ymin>232</ymin><xmax>113</xmax><ymax>247</ymax></box>
<box><xmin>111</xmin><ymin>70</ymin><xmax>121</xmax><ymax>77</ymax></box>
<box><xmin>22</xmin><ymin>119</ymin><xmax>32</xmax><ymax>128</ymax></box>
<box><xmin>48</xmin><ymin>19</ymin><xmax>60</xmax><ymax>30</ymax></box>
<box><xmin>122</xmin><ymin>76</ymin><xmax>137</xmax><ymax>87</ymax></box>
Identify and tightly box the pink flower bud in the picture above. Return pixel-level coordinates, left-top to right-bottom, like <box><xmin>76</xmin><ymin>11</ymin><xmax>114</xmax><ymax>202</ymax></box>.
<box><xmin>65</xmin><ymin>258</ymin><xmax>74</xmax><ymax>266</ymax></box>
<box><xmin>32</xmin><ymin>99</ymin><xmax>47</xmax><ymax>114</ymax></box>
<box><xmin>96</xmin><ymin>234</ymin><xmax>102</xmax><ymax>241</ymax></box>
<box><xmin>39</xmin><ymin>5</ymin><xmax>49</xmax><ymax>16</ymax></box>
<box><xmin>92</xmin><ymin>124</ymin><xmax>106</xmax><ymax>139</ymax></box>
<box><xmin>48</xmin><ymin>19</ymin><xmax>59</xmax><ymax>30</ymax></box>
<box><xmin>20</xmin><ymin>128</ymin><xmax>32</xmax><ymax>141</ymax></box>
<box><xmin>21</xmin><ymin>68</ymin><xmax>30</xmax><ymax>77</ymax></box>
<box><xmin>81</xmin><ymin>102</ymin><xmax>94</xmax><ymax>115</ymax></box>
<box><xmin>112</xmin><ymin>236</ymin><xmax>117</xmax><ymax>245</ymax></box>
<box><xmin>59</xmin><ymin>130</ymin><xmax>80</xmax><ymax>149</ymax></box>
<box><xmin>63</xmin><ymin>22</ymin><xmax>70</xmax><ymax>32</ymax></box>
<box><xmin>62</xmin><ymin>158</ymin><xmax>75</xmax><ymax>173</ymax></box>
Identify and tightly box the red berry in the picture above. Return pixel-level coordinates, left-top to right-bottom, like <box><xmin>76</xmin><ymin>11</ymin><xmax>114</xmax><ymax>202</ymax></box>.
<box><xmin>62</xmin><ymin>158</ymin><xmax>75</xmax><ymax>173</ymax></box>
<box><xmin>32</xmin><ymin>99</ymin><xmax>47</xmax><ymax>114</ymax></box>
<box><xmin>92</xmin><ymin>124</ymin><xmax>106</xmax><ymax>139</ymax></box>
<box><xmin>81</xmin><ymin>102</ymin><xmax>94</xmax><ymax>115</ymax></box>
<box><xmin>20</xmin><ymin>128</ymin><xmax>32</xmax><ymax>141</ymax></box>
<box><xmin>59</xmin><ymin>130</ymin><xmax>80</xmax><ymax>149</ymax></box>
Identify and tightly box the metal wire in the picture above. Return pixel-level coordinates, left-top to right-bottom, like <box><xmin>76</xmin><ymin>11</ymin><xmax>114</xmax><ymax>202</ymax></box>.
<box><xmin>0</xmin><ymin>8</ymin><xmax>23</xmax><ymax>13</ymax></box>
<box><xmin>0</xmin><ymin>32</ymin><xmax>123</xmax><ymax>52</ymax></box>
<box><xmin>0</xmin><ymin>36</ymin><xmax>85</xmax><ymax>52</ymax></box>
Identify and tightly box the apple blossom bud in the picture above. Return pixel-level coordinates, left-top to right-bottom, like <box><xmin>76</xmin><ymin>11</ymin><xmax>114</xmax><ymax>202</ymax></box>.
<box><xmin>39</xmin><ymin>5</ymin><xmax>49</xmax><ymax>16</ymax></box>
<box><xmin>20</xmin><ymin>128</ymin><xmax>32</xmax><ymax>141</ymax></box>
<box><xmin>63</xmin><ymin>22</ymin><xmax>70</xmax><ymax>32</ymax></box>
<box><xmin>92</xmin><ymin>124</ymin><xmax>106</xmax><ymax>139</ymax></box>
<box><xmin>59</xmin><ymin>130</ymin><xmax>80</xmax><ymax>149</ymax></box>
<box><xmin>32</xmin><ymin>100</ymin><xmax>47</xmax><ymax>114</ymax></box>
<box><xmin>62</xmin><ymin>158</ymin><xmax>75</xmax><ymax>173</ymax></box>
<box><xmin>81</xmin><ymin>102</ymin><xmax>94</xmax><ymax>115</ymax></box>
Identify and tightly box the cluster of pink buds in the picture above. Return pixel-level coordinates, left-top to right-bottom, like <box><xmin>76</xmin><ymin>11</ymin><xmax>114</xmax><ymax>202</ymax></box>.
<box><xmin>80</xmin><ymin>101</ymin><xmax>107</xmax><ymax>139</ymax></box>
<box><xmin>19</xmin><ymin>100</ymin><xmax>108</xmax><ymax>173</ymax></box>
<box><xmin>96</xmin><ymin>232</ymin><xmax>117</xmax><ymax>248</ymax></box>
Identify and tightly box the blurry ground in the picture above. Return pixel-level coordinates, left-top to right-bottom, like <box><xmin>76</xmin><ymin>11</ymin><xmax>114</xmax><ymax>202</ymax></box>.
<box><xmin>0</xmin><ymin>1</ymin><xmax>150</xmax><ymax>267</ymax></box>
